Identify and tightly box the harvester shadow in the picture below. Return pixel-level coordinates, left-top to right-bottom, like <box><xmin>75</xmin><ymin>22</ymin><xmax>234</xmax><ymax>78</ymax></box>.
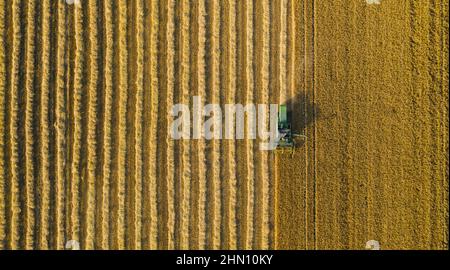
<box><xmin>284</xmin><ymin>92</ymin><xmax>321</xmax><ymax>148</ymax></box>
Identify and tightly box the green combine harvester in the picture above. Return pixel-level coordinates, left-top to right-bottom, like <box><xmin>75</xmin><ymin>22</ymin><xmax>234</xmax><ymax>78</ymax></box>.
<box><xmin>276</xmin><ymin>104</ymin><xmax>306</xmax><ymax>155</ymax></box>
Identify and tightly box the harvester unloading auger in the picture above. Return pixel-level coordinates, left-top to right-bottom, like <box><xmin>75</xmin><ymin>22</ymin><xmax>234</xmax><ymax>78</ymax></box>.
<box><xmin>275</xmin><ymin>104</ymin><xmax>307</xmax><ymax>155</ymax></box>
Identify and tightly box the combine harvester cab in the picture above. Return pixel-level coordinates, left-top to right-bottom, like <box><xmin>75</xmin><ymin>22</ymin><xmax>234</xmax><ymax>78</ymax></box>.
<box><xmin>275</xmin><ymin>105</ymin><xmax>306</xmax><ymax>155</ymax></box>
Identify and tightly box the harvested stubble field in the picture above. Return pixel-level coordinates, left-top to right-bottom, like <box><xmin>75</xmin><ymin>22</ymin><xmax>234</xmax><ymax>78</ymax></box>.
<box><xmin>0</xmin><ymin>0</ymin><xmax>448</xmax><ymax>250</ymax></box>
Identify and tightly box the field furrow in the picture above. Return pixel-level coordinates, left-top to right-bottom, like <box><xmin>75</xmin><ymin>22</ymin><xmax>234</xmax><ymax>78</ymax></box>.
<box><xmin>24</xmin><ymin>0</ymin><xmax>36</xmax><ymax>250</ymax></box>
<box><xmin>195</xmin><ymin>0</ymin><xmax>207</xmax><ymax>250</ymax></box>
<box><xmin>8</xmin><ymin>0</ymin><xmax>22</xmax><ymax>250</ymax></box>
<box><xmin>85</xmin><ymin>0</ymin><xmax>99</xmax><ymax>249</ymax></box>
<box><xmin>235</xmin><ymin>0</ymin><xmax>245</xmax><ymax>249</ymax></box>
<box><xmin>269</xmin><ymin>0</ymin><xmax>281</xmax><ymax>250</ymax></box>
<box><xmin>133</xmin><ymin>0</ymin><xmax>145</xmax><ymax>251</ymax></box>
<box><xmin>39</xmin><ymin>0</ymin><xmax>53</xmax><ymax>249</ymax></box>
<box><xmin>188</xmin><ymin>1</ymin><xmax>199</xmax><ymax>249</ymax></box>
<box><xmin>204</xmin><ymin>0</ymin><xmax>222</xmax><ymax>249</ymax></box>
<box><xmin>144</xmin><ymin>0</ymin><xmax>159</xmax><ymax>250</ymax></box>
<box><xmin>117</xmin><ymin>0</ymin><xmax>128</xmax><ymax>250</ymax></box>
<box><xmin>101</xmin><ymin>0</ymin><xmax>113</xmax><ymax>250</ymax></box>
<box><xmin>261</xmin><ymin>0</ymin><xmax>271</xmax><ymax>249</ymax></box>
<box><xmin>226</xmin><ymin>0</ymin><xmax>238</xmax><ymax>250</ymax></box>
<box><xmin>167</xmin><ymin>0</ymin><xmax>176</xmax><ymax>250</ymax></box>
<box><xmin>245</xmin><ymin>0</ymin><xmax>255</xmax><ymax>250</ymax></box>
<box><xmin>178</xmin><ymin>0</ymin><xmax>191</xmax><ymax>250</ymax></box>
<box><xmin>55</xmin><ymin>0</ymin><xmax>67</xmax><ymax>250</ymax></box>
<box><xmin>253</xmin><ymin>0</ymin><xmax>271</xmax><ymax>250</ymax></box>
<box><xmin>0</xmin><ymin>0</ymin><xmax>6</xmax><ymax>251</ymax></box>
<box><xmin>70</xmin><ymin>1</ymin><xmax>85</xmax><ymax>246</ymax></box>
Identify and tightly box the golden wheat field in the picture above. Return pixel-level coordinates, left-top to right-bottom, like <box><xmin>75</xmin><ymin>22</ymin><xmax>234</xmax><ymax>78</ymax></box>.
<box><xmin>0</xmin><ymin>0</ymin><xmax>448</xmax><ymax>250</ymax></box>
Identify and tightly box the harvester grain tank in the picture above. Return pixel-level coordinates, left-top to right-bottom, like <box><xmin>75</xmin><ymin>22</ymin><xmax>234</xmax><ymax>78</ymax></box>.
<box><xmin>276</xmin><ymin>104</ymin><xmax>306</xmax><ymax>155</ymax></box>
